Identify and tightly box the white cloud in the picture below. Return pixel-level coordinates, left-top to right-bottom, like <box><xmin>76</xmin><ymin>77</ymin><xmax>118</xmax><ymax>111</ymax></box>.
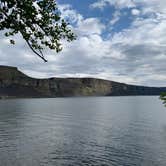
<box><xmin>91</xmin><ymin>0</ymin><xmax>166</xmax><ymax>13</ymax></box>
<box><xmin>0</xmin><ymin>2</ymin><xmax>166</xmax><ymax>86</ymax></box>
<box><xmin>131</xmin><ymin>9</ymin><xmax>140</xmax><ymax>15</ymax></box>
<box><xmin>90</xmin><ymin>0</ymin><xmax>135</xmax><ymax>10</ymax></box>
<box><xmin>59</xmin><ymin>4</ymin><xmax>105</xmax><ymax>36</ymax></box>
<box><xmin>110</xmin><ymin>11</ymin><xmax>121</xmax><ymax>25</ymax></box>
<box><xmin>90</xmin><ymin>0</ymin><xmax>106</xmax><ymax>10</ymax></box>
<box><xmin>58</xmin><ymin>4</ymin><xmax>83</xmax><ymax>24</ymax></box>
<box><xmin>76</xmin><ymin>18</ymin><xmax>105</xmax><ymax>35</ymax></box>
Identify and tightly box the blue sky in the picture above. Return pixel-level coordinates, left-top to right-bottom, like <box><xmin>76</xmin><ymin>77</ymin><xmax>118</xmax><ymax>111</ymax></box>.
<box><xmin>59</xmin><ymin>0</ymin><xmax>133</xmax><ymax>34</ymax></box>
<box><xmin>0</xmin><ymin>0</ymin><xmax>166</xmax><ymax>86</ymax></box>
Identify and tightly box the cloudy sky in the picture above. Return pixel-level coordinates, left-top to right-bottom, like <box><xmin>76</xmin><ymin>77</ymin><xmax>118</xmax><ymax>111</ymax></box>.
<box><xmin>0</xmin><ymin>0</ymin><xmax>166</xmax><ymax>86</ymax></box>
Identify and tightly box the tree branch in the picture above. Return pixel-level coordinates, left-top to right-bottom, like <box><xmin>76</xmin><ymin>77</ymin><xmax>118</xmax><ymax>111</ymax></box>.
<box><xmin>26</xmin><ymin>40</ymin><xmax>47</xmax><ymax>62</ymax></box>
<box><xmin>0</xmin><ymin>7</ymin><xmax>48</xmax><ymax>62</ymax></box>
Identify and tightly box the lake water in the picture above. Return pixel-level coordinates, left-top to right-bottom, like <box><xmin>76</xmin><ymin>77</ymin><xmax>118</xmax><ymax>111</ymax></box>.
<box><xmin>0</xmin><ymin>96</ymin><xmax>166</xmax><ymax>166</ymax></box>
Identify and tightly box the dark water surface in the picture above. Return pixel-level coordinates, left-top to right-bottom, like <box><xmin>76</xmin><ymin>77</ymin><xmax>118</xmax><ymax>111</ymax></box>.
<box><xmin>0</xmin><ymin>96</ymin><xmax>166</xmax><ymax>166</ymax></box>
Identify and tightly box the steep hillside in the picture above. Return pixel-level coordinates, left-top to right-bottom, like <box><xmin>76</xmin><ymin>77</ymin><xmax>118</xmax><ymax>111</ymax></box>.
<box><xmin>0</xmin><ymin>65</ymin><xmax>166</xmax><ymax>98</ymax></box>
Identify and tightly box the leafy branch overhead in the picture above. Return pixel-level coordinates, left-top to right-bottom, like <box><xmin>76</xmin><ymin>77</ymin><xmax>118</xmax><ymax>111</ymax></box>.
<box><xmin>0</xmin><ymin>0</ymin><xmax>76</xmax><ymax>62</ymax></box>
<box><xmin>160</xmin><ymin>92</ymin><xmax>166</xmax><ymax>107</ymax></box>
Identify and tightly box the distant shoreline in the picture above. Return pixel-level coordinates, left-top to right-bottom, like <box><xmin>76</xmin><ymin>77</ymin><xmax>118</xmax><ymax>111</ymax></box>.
<box><xmin>0</xmin><ymin>65</ymin><xmax>166</xmax><ymax>98</ymax></box>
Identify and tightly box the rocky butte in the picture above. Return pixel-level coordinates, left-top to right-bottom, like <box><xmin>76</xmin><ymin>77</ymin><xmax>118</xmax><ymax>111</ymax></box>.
<box><xmin>0</xmin><ymin>65</ymin><xmax>166</xmax><ymax>98</ymax></box>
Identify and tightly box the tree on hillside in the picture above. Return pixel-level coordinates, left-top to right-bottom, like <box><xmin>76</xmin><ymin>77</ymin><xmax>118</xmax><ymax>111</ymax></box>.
<box><xmin>0</xmin><ymin>0</ymin><xmax>76</xmax><ymax>62</ymax></box>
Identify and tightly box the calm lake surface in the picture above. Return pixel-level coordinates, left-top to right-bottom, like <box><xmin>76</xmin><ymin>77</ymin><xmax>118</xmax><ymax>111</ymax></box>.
<box><xmin>0</xmin><ymin>96</ymin><xmax>166</xmax><ymax>166</ymax></box>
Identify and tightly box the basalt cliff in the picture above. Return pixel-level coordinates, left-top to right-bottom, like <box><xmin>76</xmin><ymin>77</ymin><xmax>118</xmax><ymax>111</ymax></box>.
<box><xmin>0</xmin><ymin>65</ymin><xmax>166</xmax><ymax>98</ymax></box>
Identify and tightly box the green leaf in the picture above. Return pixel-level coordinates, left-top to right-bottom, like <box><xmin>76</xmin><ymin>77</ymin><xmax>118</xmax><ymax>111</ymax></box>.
<box><xmin>10</xmin><ymin>39</ymin><xmax>15</xmax><ymax>44</ymax></box>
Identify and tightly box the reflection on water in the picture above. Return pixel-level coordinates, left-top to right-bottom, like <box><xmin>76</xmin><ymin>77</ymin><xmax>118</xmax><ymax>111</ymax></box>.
<box><xmin>0</xmin><ymin>96</ymin><xmax>166</xmax><ymax>166</ymax></box>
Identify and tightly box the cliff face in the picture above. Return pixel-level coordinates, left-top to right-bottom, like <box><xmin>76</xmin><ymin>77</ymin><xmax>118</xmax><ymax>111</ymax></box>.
<box><xmin>0</xmin><ymin>65</ymin><xmax>166</xmax><ymax>98</ymax></box>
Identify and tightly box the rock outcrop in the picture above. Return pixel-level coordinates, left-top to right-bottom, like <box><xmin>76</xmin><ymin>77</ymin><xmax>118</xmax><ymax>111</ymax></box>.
<box><xmin>0</xmin><ymin>65</ymin><xmax>166</xmax><ymax>98</ymax></box>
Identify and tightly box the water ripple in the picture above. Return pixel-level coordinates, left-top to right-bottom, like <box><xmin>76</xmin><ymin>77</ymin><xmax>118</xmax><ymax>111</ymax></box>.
<box><xmin>0</xmin><ymin>97</ymin><xmax>166</xmax><ymax>166</ymax></box>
